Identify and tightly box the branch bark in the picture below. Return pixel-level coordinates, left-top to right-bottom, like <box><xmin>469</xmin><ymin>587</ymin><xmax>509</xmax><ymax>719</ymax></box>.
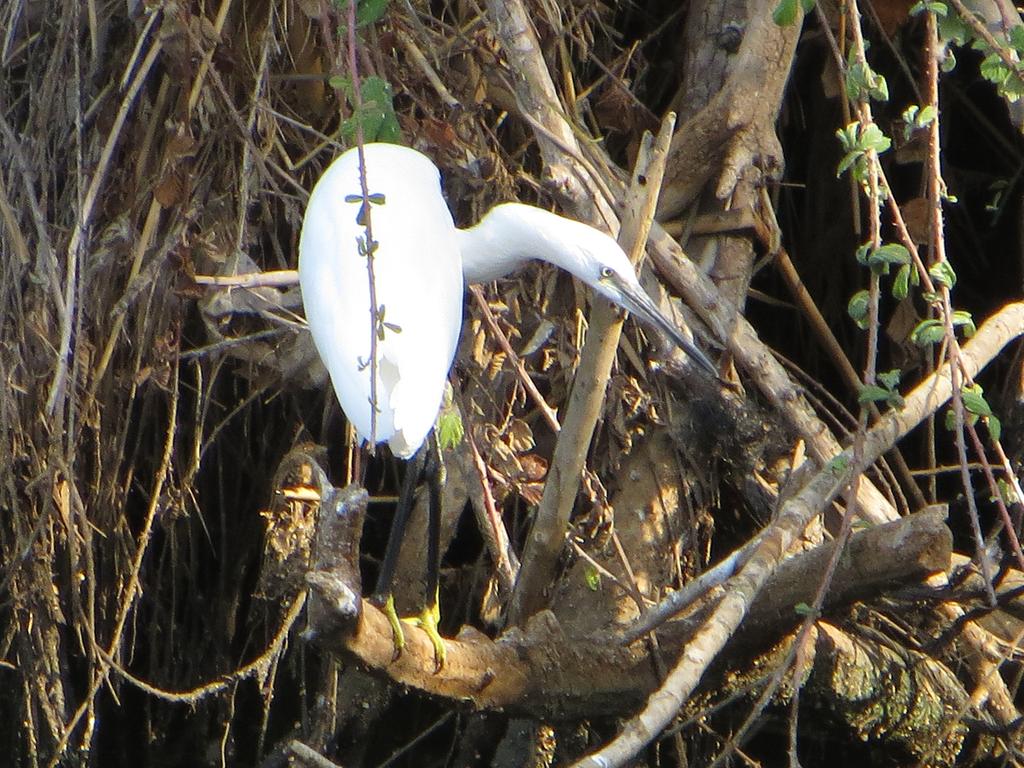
<box><xmin>307</xmin><ymin>494</ymin><xmax>952</xmax><ymax>719</ymax></box>
<box><xmin>573</xmin><ymin>301</ymin><xmax>1024</xmax><ymax>767</ymax></box>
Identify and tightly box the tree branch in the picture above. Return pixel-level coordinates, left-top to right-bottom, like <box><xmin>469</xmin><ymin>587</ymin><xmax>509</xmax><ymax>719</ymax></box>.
<box><xmin>573</xmin><ymin>301</ymin><xmax>1024</xmax><ymax>767</ymax></box>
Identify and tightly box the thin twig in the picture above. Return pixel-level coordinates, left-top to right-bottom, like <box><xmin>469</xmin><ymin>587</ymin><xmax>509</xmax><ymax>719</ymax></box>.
<box><xmin>395</xmin><ymin>27</ymin><xmax>460</xmax><ymax>108</ymax></box>
<box><xmin>49</xmin><ymin>337</ymin><xmax>181</xmax><ymax>766</ymax></box>
<box><xmin>288</xmin><ymin>740</ymin><xmax>344</xmax><ymax>768</ymax></box>
<box><xmin>347</xmin><ymin>0</ymin><xmax>381</xmax><ymax>449</ymax></box>
<box><xmin>193</xmin><ymin>270</ymin><xmax>299</xmax><ymax>288</ymax></box>
<box><xmin>91</xmin><ymin>594</ymin><xmax>306</xmax><ymax>703</ymax></box>
<box><xmin>947</xmin><ymin>0</ymin><xmax>1024</xmax><ymax>83</ymax></box>
<box><xmin>52</xmin><ymin>28</ymin><xmax>162</xmax><ymax>413</ymax></box>
<box><xmin>466</xmin><ymin>426</ymin><xmax>520</xmax><ymax>593</ymax></box>
<box><xmin>468</xmin><ymin>284</ymin><xmax>561</xmax><ymax>434</ymax></box>
<box><xmin>923</xmin><ymin>10</ymin><xmax>995</xmax><ymax>599</ymax></box>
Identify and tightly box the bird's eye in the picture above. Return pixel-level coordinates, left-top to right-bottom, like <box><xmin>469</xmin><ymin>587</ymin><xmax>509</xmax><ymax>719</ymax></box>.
<box><xmin>600</xmin><ymin>266</ymin><xmax>614</xmax><ymax>279</ymax></box>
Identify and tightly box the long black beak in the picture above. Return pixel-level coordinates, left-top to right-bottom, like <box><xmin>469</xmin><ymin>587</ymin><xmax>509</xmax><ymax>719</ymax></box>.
<box><xmin>613</xmin><ymin>277</ymin><xmax>718</xmax><ymax>378</ymax></box>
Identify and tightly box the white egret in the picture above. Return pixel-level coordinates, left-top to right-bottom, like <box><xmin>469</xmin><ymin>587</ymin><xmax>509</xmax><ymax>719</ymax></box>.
<box><xmin>298</xmin><ymin>142</ymin><xmax>715</xmax><ymax>669</ymax></box>
<box><xmin>299</xmin><ymin>143</ymin><xmax>459</xmax><ymax>668</ymax></box>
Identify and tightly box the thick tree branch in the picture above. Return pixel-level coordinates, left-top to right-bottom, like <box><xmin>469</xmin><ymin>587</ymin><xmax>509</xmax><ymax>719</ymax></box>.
<box><xmin>573</xmin><ymin>301</ymin><xmax>1024</xmax><ymax>767</ymax></box>
<box><xmin>307</xmin><ymin>492</ymin><xmax>953</xmax><ymax>719</ymax></box>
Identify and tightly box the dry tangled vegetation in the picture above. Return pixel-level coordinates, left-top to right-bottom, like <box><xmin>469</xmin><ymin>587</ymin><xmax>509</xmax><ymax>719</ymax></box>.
<box><xmin>2</xmin><ymin>0</ymin><xmax>1024</xmax><ymax>765</ymax></box>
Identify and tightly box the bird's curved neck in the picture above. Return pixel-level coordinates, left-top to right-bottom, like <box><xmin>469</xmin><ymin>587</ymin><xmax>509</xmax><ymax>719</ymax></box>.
<box><xmin>457</xmin><ymin>203</ymin><xmax>590</xmax><ymax>284</ymax></box>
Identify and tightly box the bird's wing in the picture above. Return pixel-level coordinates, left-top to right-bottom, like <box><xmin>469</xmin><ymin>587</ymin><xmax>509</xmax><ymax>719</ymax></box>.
<box><xmin>299</xmin><ymin>145</ymin><xmax>464</xmax><ymax>456</ymax></box>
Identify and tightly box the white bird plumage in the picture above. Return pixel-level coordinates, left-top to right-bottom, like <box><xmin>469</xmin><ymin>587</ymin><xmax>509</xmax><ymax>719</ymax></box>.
<box><xmin>299</xmin><ymin>142</ymin><xmax>715</xmax><ymax>460</ymax></box>
<box><xmin>299</xmin><ymin>143</ymin><xmax>463</xmax><ymax>458</ymax></box>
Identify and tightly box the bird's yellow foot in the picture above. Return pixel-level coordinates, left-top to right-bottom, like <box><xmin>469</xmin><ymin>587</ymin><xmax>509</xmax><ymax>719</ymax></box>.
<box><xmin>383</xmin><ymin>594</ymin><xmax>406</xmax><ymax>661</ymax></box>
<box><xmin>402</xmin><ymin>599</ymin><xmax>446</xmax><ymax>672</ymax></box>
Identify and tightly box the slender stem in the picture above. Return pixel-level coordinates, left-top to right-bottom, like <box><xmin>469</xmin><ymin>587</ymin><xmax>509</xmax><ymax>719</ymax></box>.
<box><xmin>468</xmin><ymin>285</ymin><xmax>561</xmax><ymax>434</ymax></box>
<box><xmin>346</xmin><ymin>0</ymin><xmax>380</xmax><ymax>449</ymax></box>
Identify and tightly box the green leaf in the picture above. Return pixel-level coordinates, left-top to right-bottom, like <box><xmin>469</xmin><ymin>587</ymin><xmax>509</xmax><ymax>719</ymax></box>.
<box><xmin>836</xmin><ymin>123</ymin><xmax>860</xmax><ymax>152</ymax></box>
<box><xmin>901</xmin><ymin>105</ymin><xmax>920</xmax><ymax>141</ymax></box>
<box><xmin>335</xmin><ymin>0</ymin><xmax>394</xmax><ymax>28</ymax></box>
<box><xmin>910</xmin><ymin>318</ymin><xmax>946</xmax><ymax>345</ymax></box>
<box><xmin>837</xmin><ymin>151</ymin><xmax>861</xmax><ymax>177</ymax></box>
<box><xmin>929</xmin><ymin>260</ymin><xmax>957</xmax><ymax>288</ymax></box>
<box><xmin>861</xmin><ymin>124</ymin><xmax>892</xmax><ymax>153</ymax></box>
<box><xmin>878</xmin><ymin>369</ymin><xmax>902</xmax><ymax>390</ymax></box>
<box><xmin>1000</xmin><ymin>73</ymin><xmax>1024</xmax><ymax>102</ymax></box>
<box><xmin>981</xmin><ymin>53</ymin><xmax>1011</xmax><ymax>87</ymax></box>
<box><xmin>583</xmin><ymin>564</ymin><xmax>601</xmax><ymax>591</ymax></box>
<box><xmin>937</xmin><ymin>12</ymin><xmax>967</xmax><ymax>44</ymax></box>
<box><xmin>944</xmin><ymin>405</ymin><xmax>979</xmax><ymax>430</ymax></box>
<box><xmin>356</xmin><ymin>0</ymin><xmax>392</xmax><ymax>26</ymax></box>
<box><xmin>361</xmin><ymin>76</ymin><xmax>401</xmax><ymax>141</ymax></box>
<box><xmin>338</xmin><ymin>75</ymin><xmax>402</xmax><ymax>144</ymax></box>
<box><xmin>845</xmin><ymin>61</ymin><xmax>868</xmax><ymax>101</ymax></box>
<box><xmin>951</xmin><ymin>310</ymin><xmax>976</xmax><ymax>337</ymax></box>
<box><xmin>858</xmin><ymin>384</ymin><xmax>892</xmax><ymax>404</ymax></box>
<box><xmin>847</xmin><ymin>289</ymin><xmax>870</xmax><ymax>328</ymax></box>
<box><xmin>837</xmin><ymin>126</ymin><xmax>864</xmax><ymax>175</ymax></box>
<box><xmin>794</xmin><ymin>602</ymin><xmax>816</xmax><ymax>616</ymax></box>
<box><xmin>986</xmin><ymin>415</ymin><xmax>1002</xmax><ymax>442</ymax></box>
<box><xmin>893</xmin><ymin>263</ymin><xmax>911</xmax><ymax>299</ymax></box>
<box><xmin>828</xmin><ymin>455</ymin><xmax>850</xmax><ymax>475</ymax></box>
<box><xmin>872</xmin><ymin>72</ymin><xmax>890</xmax><ymax>102</ymax></box>
<box><xmin>858</xmin><ymin>384</ymin><xmax>903</xmax><ymax>408</ymax></box>
<box><xmin>910</xmin><ymin>0</ymin><xmax>947</xmax><ymax>14</ymax></box>
<box><xmin>800</xmin><ymin>0</ymin><xmax>817</xmax><ymax>11</ymax></box>
<box><xmin>962</xmin><ymin>384</ymin><xmax>992</xmax><ymax>417</ymax></box>
<box><xmin>854</xmin><ymin>242</ymin><xmax>872</xmax><ymax>265</ymax></box>
<box><xmin>1010</xmin><ymin>24</ymin><xmax>1024</xmax><ymax>54</ymax></box>
<box><xmin>870</xmin><ymin>243</ymin><xmax>911</xmax><ymax>267</ymax></box>
<box><xmin>994</xmin><ymin>477</ymin><xmax>1019</xmax><ymax>504</ymax></box>
<box><xmin>835</xmin><ymin>123</ymin><xmax>890</xmax><ymax>179</ymax></box>
<box><xmin>773</xmin><ymin>0</ymin><xmax>800</xmax><ymax>26</ymax></box>
<box><xmin>437</xmin><ymin>407</ymin><xmax>465</xmax><ymax>450</ymax></box>
<box><xmin>940</xmin><ymin>48</ymin><xmax>957</xmax><ymax>73</ymax></box>
<box><xmin>917</xmin><ymin>105</ymin><xmax>938</xmax><ymax>126</ymax></box>
<box><xmin>846</xmin><ymin>58</ymin><xmax>890</xmax><ymax>102</ymax></box>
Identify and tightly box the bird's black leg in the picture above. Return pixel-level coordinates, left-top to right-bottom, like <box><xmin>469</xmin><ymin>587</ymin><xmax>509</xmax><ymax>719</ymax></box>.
<box><xmin>373</xmin><ymin>445</ymin><xmax>427</xmax><ymax>659</ymax></box>
<box><xmin>393</xmin><ymin>434</ymin><xmax>447</xmax><ymax>670</ymax></box>
<box><xmin>372</xmin><ymin>438</ymin><xmax>446</xmax><ymax>670</ymax></box>
<box><xmin>425</xmin><ymin>435</ymin><xmax>442</xmax><ymax>612</ymax></box>
<box><xmin>417</xmin><ymin>432</ymin><xmax>446</xmax><ymax>669</ymax></box>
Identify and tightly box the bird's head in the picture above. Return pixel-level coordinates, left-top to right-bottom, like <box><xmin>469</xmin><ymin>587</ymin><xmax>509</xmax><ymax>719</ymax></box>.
<box><xmin>573</xmin><ymin>226</ymin><xmax>718</xmax><ymax>378</ymax></box>
<box><xmin>470</xmin><ymin>203</ymin><xmax>718</xmax><ymax>377</ymax></box>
